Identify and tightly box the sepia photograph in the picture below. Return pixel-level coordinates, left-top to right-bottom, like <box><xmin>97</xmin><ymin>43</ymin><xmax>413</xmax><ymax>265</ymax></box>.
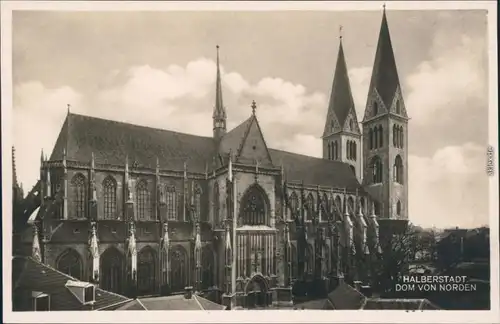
<box><xmin>2</xmin><ymin>1</ymin><xmax>498</xmax><ymax>323</ymax></box>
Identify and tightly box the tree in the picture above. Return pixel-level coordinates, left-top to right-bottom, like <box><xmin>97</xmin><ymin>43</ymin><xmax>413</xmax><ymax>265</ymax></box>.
<box><xmin>371</xmin><ymin>223</ymin><xmax>436</xmax><ymax>295</ymax></box>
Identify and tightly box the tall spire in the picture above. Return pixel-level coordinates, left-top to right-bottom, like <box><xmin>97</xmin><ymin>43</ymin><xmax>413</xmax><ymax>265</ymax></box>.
<box><xmin>213</xmin><ymin>45</ymin><xmax>227</xmax><ymax>140</ymax></box>
<box><xmin>322</xmin><ymin>29</ymin><xmax>357</xmax><ymax>137</ymax></box>
<box><xmin>366</xmin><ymin>7</ymin><xmax>402</xmax><ymax>109</ymax></box>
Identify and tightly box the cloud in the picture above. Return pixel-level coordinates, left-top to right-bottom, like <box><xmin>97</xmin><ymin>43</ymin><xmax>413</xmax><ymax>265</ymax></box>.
<box><xmin>13</xmin><ymin>81</ymin><xmax>83</xmax><ymax>189</ymax></box>
<box><xmin>409</xmin><ymin>143</ymin><xmax>488</xmax><ymax>229</ymax></box>
<box><xmin>404</xmin><ymin>33</ymin><xmax>487</xmax><ymax>125</ymax></box>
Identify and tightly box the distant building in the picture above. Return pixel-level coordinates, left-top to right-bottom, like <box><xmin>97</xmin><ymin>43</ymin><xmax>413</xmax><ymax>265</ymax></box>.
<box><xmin>13</xmin><ymin>8</ymin><xmax>409</xmax><ymax>309</ymax></box>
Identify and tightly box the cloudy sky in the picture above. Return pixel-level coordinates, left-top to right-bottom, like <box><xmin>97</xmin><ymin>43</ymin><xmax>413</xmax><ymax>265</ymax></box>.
<box><xmin>10</xmin><ymin>7</ymin><xmax>489</xmax><ymax>229</ymax></box>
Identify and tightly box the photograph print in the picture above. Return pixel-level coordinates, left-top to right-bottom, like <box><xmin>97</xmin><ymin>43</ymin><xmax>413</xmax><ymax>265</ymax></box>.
<box><xmin>2</xmin><ymin>0</ymin><xmax>499</xmax><ymax>322</ymax></box>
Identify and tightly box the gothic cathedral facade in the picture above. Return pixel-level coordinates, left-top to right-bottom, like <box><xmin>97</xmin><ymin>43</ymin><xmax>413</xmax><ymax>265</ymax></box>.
<box><xmin>15</xmin><ymin>9</ymin><xmax>409</xmax><ymax>309</ymax></box>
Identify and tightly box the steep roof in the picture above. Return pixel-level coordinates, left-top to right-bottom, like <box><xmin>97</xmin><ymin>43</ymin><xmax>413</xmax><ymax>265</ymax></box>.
<box><xmin>117</xmin><ymin>294</ymin><xmax>226</xmax><ymax>310</ymax></box>
<box><xmin>12</xmin><ymin>256</ymin><xmax>131</xmax><ymax>311</ymax></box>
<box><xmin>213</xmin><ymin>45</ymin><xmax>227</xmax><ymax>120</ymax></box>
<box><xmin>366</xmin><ymin>9</ymin><xmax>402</xmax><ymax>108</ymax></box>
<box><xmin>49</xmin><ymin>113</ymin><xmax>361</xmax><ymax>190</ymax></box>
<box><xmin>323</xmin><ymin>38</ymin><xmax>358</xmax><ymax>137</ymax></box>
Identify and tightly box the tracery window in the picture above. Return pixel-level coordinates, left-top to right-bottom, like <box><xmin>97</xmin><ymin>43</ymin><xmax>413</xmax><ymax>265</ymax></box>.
<box><xmin>289</xmin><ymin>191</ymin><xmax>299</xmax><ymax>218</ymax></box>
<box><xmin>103</xmin><ymin>176</ymin><xmax>117</xmax><ymax>220</ymax></box>
<box><xmin>71</xmin><ymin>174</ymin><xmax>87</xmax><ymax>219</ymax></box>
<box><xmin>101</xmin><ymin>248</ymin><xmax>123</xmax><ymax>294</ymax></box>
<box><xmin>194</xmin><ymin>185</ymin><xmax>204</xmax><ymax>221</ymax></box>
<box><xmin>166</xmin><ymin>186</ymin><xmax>177</xmax><ymax>221</ymax></box>
<box><xmin>137</xmin><ymin>247</ymin><xmax>156</xmax><ymax>296</ymax></box>
<box><xmin>305</xmin><ymin>193</ymin><xmax>314</xmax><ymax>222</ymax></box>
<box><xmin>241</xmin><ymin>185</ymin><xmax>268</xmax><ymax>225</ymax></box>
<box><xmin>136</xmin><ymin>180</ymin><xmax>152</xmax><ymax>220</ymax></box>
<box><xmin>170</xmin><ymin>246</ymin><xmax>188</xmax><ymax>292</ymax></box>
<box><xmin>57</xmin><ymin>249</ymin><xmax>82</xmax><ymax>280</ymax></box>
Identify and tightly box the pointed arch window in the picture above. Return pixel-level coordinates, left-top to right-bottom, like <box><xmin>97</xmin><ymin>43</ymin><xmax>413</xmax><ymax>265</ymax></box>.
<box><xmin>370</xmin><ymin>156</ymin><xmax>383</xmax><ymax>184</ymax></box>
<box><xmin>369</xmin><ymin>129</ymin><xmax>374</xmax><ymax>150</ymax></box>
<box><xmin>241</xmin><ymin>185</ymin><xmax>268</xmax><ymax>225</ymax></box>
<box><xmin>71</xmin><ymin>173</ymin><xmax>87</xmax><ymax>219</ymax></box>
<box><xmin>373</xmin><ymin>127</ymin><xmax>379</xmax><ymax>149</ymax></box>
<box><xmin>394</xmin><ymin>155</ymin><xmax>404</xmax><ymax>184</ymax></box>
<box><xmin>136</xmin><ymin>180</ymin><xmax>151</xmax><ymax>221</ymax></box>
<box><xmin>400</xmin><ymin>126</ymin><xmax>404</xmax><ymax>148</ymax></box>
<box><xmin>103</xmin><ymin>176</ymin><xmax>117</xmax><ymax>220</ymax></box>
<box><xmin>327</xmin><ymin>142</ymin><xmax>331</xmax><ymax>159</ymax></box>
<box><xmin>213</xmin><ymin>182</ymin><xmax>220</xmax><ymax>226</ymax></box>
<box><xmin>334</xmin><ymin>196</ymin><xmax>342</xmax><ymax>215</ymax></box>
<box><xmin>306</xmin><ymin>244</ymin><xmax>314</xmax><ymax>274</ymax></box>
<box><xmin>138</xmin><ymin>247</ymin><xmax>156</xmax><ymax>296</ymax></box>
<box><xmin>334</xmin><ymin>141</ymin><xmax>339</xmax><ymax>160</ymax></box>
<box><xmin>170</xmin><ymin>246</ymin><xmax>188</xmax><ymax>293</ymax></box>
<box><xmin>347</xmin><ymin>197</ymin><xmax>355</xmax><ymax>215</ymax></box>
<box><xmin>346</xmin><ymin>141</ymin><xmax>350</xmax><ymax>160</ymax></box>
<box><xmin>322</xmin><ymin>193</ymin><xmax>329</xmax><ymax>215</ymax></box>
<box><xmin>166</xmin><ymin>186</ymin><xmax>177</xmax><ymax>221</ymax></box>
<box><xmin>305</xmin><ymin>193</ymin><xmax>314</xmax><ymax>222</ymax></box>
<box><xmin>378</xmin><ymin>125</ymin><xmax>383</xmax><ymax>147</ymax></box>
<box><xmin>194</xmin><ymin>184</ymin><xmax>204</xmax><ymax>222</ymax></box>
<box><xmin>373</xmin><ymin>101</ymin><xmax>379</xmax><ymax>116</ymax></box>
<box><xmin>360</xmin><ymin>197</ymin><xmax>366</xmax><ymax>216</ymax></box>
<box><xmin>393</xmin><ymin>125</ymin><xmax>397</xmax><ymax>147</ymax></box>
<box><xmin>289</xmin><ymin>191</ymin><xmax>299</xmax><ymax>219</ymax></box>
<box><xmin>57</xmin><ymin>249</ymin><xmax>82</xmax><ymax>280</ymax></box>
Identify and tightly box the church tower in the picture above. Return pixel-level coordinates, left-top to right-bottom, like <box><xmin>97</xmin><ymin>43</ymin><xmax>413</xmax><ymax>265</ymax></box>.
<box><xmin>362</xmin><ymin>8</ymin><xmax>409</xmax><ymax>221</ymax></box>
<box><xmin>322</xmin><ymin>31</ymin><xmax>362</xmax><ymax>180</ymax></box>
<box><xmin>213</xmin><ymin>45</ymin><xmax>227</xmax><ymax>141</ymax></box>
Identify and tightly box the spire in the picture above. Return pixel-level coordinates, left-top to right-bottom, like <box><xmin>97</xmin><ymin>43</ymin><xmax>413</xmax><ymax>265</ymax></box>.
<box><xmin>323</xmin><ymin>29</ymin><xmax>357</xmax><ymax>137</ymax></box>
<box><xmin>366</xmin><ymin>6</ymin><xmax>401</xmax><ymax>109</ymax></box>
<box><xmin>32</xmin><ymin>224</ymin><xmax>42</xmax><ymax>262</ymax></box>
<box><xmin>213</xmin><ymin>45</ymin><xmax>227</xmax><ymax>140</ymax></box>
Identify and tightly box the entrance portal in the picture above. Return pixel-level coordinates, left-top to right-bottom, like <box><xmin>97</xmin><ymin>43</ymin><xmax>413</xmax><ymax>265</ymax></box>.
<box><xmin>245</xmin><ymin>275</ymin><xmax>269</xmax><ymax>309</ymax></box>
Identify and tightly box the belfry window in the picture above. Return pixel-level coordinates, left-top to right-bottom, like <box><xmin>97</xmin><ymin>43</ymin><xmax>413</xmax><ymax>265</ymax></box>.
<box><xmin>370</xmin><ymin>156</ymin><xmax>383</xmax><ymax>184</ymax></box>
<box><xmin>394</xmin><ymin>155</ymin><xmax>404</xmax><ymax>184</ymax></box>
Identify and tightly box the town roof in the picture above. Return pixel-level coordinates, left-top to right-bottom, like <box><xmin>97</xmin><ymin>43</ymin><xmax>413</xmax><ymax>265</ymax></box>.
<box><xmin>117</xmin><ymin>294</ymin><xmax>226</xmax><ymax>311</ymax></box>
<box><xmin>12</xmin><ymin>256</ymin><xmax>131</xmax><ymax>311</ymax></box>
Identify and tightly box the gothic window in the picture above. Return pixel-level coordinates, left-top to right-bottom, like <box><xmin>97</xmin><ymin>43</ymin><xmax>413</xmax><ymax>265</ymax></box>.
<box><xmin>201</xmin><ymin>245</ymin><xmax>214</xmax><ymax>289</ymax></box>
<box><xmin>322</xmin><ymin>193</ymin><xmax>329</xmax><ymax>215</ymax></box>
<box><xmin>353</xmin><ymin>142</ymin><xmax>357</xmax><ymax>161</ymax></box>
<box><xmin>373</xmin><ymin>101</ymin><xmax>378</xmax><ymax>116</ymax></box>
<box><xmin>194</xmin><ymin>184</ymin><xmax>204</xmax><ymax>221</ymax></box>
<box><xmin>103</xmin><ymin>176</ymin><xmax>117</xmax><ymax>220</ymax></box>
<box><xmin>56</xmin><ymin>249</ymin><xmax>82</xmax><ymax>280</ymax></box>
<box><xmin>347</xmin><ymin>197</ymin><xmax>354</xmax><ymax>215</ymax></box>
<box><xmin>378</xmin><ymin>125</ymin><xmax>383</xmax><ymax>147</ymax></box>
<box><xmin>305</xmin><ymin>193</ymin><xmax>314</xmax><ymax>222</ymax></box>
<box><xmin>370</xmin><ymin>156</ymin><xmax>383</xmax><ymax>184</ymax></box>
<box><xmin>241</xmin><ymin>185</ymin><xmax>268</xmax><ymax>226</ymax></box>
<box><xmin>289</xmin><ymin>191</ymin><xmax>299</xmax><ymax>218</ymax></box>
<box><xmin>369</xmin><ymin>129</ymin><xmax>373</xmax><ymax>150</ymax></box>
<box><xmin>393</xmin><ymin>125</ymin><xmax>397</xmax><ymax>147</ymax></box>
<box><xmin>373</xmin><ymin>127</ymin><xmax>379</xmax><ymax>149</ymax></box>
<box><xmin>166</xmin><ymin>186</ymin><xmax>177</xmax><ymax>221</ymax></box>
<box><xmin>170</xmin><ymin>246</ymin><xmax>188</xmax><ymax>293</ymax></box>
<box><xmin>394</xmin><ymin>155</ymin><xmax>404</xmax><ymax>184</ymax></box>
<box><xmin>327</xmin><ymin>142</ymin><xmax>331</xmax><ymax>160</ymax></box>
<box><xmin>396</xmin><ymin>200</ymin><xmax>402</xmax><ymax>216</ymax></box>
<box><xmin>136</xmin><ymin>180</ymin><xmax>151</xmax><ymax>221</ymax></box>
<box><xmin>213</xmin><ymin>182</ymin><xmax>220</xmax><ymax>225</ymax></box>
<box><xmin>138</xmin><ymin>247</ymin><xmax>156</xmax><ymax>296</ymax></box>
<box><xmin>346</xmin><ymin>141</ymin><xmax>350</xmax><ymax>160</ymax></box>
<box><xmin>334</xmin><ymin>196</ymin><xmax>342</xmax><ymax>215</ymax></box>
<box><xmin>396</xmin><ymin>100</ymin><xmax>401</xmax><ymax>114</ymax></box>
<box><xmin>71</xmin><ymin>173</ymin><xmax>87</xmax><ymax>219</ymax></box>
<box><xmin>101</xmin><ymin>247</ymin><xmax>123</xmax><ymax>294</ymax></box>
<box><xmin>400</xmin><ymin>126</ymin><xmax>404</xmax><ymax>148</ymax></box>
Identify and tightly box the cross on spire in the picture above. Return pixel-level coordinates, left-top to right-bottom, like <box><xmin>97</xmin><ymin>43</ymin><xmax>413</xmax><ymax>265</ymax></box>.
<box><xmin>251</xmin><ymin>100</ymin><xmax>257</xmax><ymax>115</ymax></box>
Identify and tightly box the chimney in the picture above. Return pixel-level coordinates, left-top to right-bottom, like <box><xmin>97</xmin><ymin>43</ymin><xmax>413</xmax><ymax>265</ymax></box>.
<box><xmin>353</xmin><ymin>281</ymin><xmax>362</xmax><ymax>291</ymax></box>
<box><xmin>184</xmin><ymin>286</ymin><xmax>193</xmax><ymax>299</ymax></box>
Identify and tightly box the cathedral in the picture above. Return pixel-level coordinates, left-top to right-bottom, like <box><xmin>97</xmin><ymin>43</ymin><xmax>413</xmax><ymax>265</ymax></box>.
<box><xmin>13</xmin><ymin>8</ymin><xmax>409</xmax><ymax>309</ymax></box>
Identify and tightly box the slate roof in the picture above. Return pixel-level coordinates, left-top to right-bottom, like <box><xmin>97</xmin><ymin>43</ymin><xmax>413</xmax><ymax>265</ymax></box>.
<box><xmin>324</xmin><ymin>38</ymin><xmax>358</xmax><ymax>135</ymax></box>
<box><xmin>366</xmin><ymin>9</ymin><xmax>402</xmax><ymax>109</ymax></box>
<box><xmin>12</xmin><ymin>256</ymin><xmax>131</xmax><ymax>311</ymax></box>
<box><xmin>49</xmin><ymin>113</ymin><xmax>362</xmax><ymax>191</ymax></box>
<box><xmin>117</xmin><ymin>294</ymin><xmax>226</xmax><ymax>310</ymax></box>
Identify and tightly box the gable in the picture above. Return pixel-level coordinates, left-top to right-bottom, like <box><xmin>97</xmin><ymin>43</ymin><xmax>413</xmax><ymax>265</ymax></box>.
<box><xmin>342</xmin><ymin>107</ymin><xmax>361</xmax><ymax>134</ymax></box>
<box><xmin>389</xmin><ymin>86</ymin><xmax>408</xmax><ymax>118</ymax></box>
<box><xmin>362</xmin><ymin>88</ymin><xmax>388</xmax><ymax>122</ymax></box>
<box><xmin>236</xmin><ymin>116</ymin><xmax>273</xmax><ymax>166</ymax></box>
<box><xmin>322</xmin><ymin>110</ymin><xmax>342</xmax><ymax>137</ymax></box>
